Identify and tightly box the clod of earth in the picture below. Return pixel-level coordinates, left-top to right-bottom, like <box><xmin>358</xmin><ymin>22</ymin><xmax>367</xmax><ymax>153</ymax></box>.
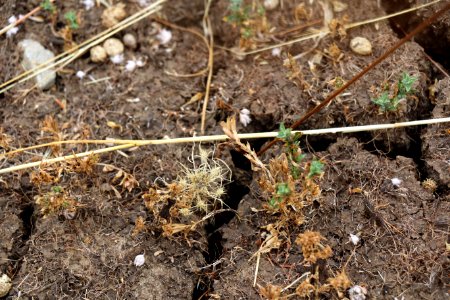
<box><xmin>103</xmin><ymin>38</ymin><xmax>125</xmax><ymax>57</ymax></box>
<box><xmin>90</xmin><ymin>45</ymin><xmax>107</xmax><ymax>63</ymax></box>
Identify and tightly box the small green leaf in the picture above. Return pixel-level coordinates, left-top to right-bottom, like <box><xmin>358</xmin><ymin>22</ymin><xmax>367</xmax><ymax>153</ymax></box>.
<box><xmin>269</xmin><ymin>196</ymin><xmax>282</xmax><ymax>208</ymax></box>
<box><xmin>41</xmin><ymin>0</ymin><xmax>55</xmax><ymax>12</ymax></box>
<box><xmin>399</xmin><ymin>72</ymin><xmax>416</xmax><ymax>94</ymax></box>
<box><xmin>372</xmin><ymin>92</ymin><xmax>397</xmax><ymax>111</ymax></box>
<box><xmin>52</xmin><ymin>186</ymin><xmax>62</xmax><ymax>193</ymax></box>
<box><xmin>276</xmin><ymin>183</ymin><xmax>290</xmax><ymax>196</ymax></box>
<box><xmin>308</xmin><ymin>159</ymin><xmax>324</xmax><ymax>178</ymax></box>
<box><xmin>295</xmin><ymin>153</ymin><xmax>306</xmax><ymax>163</ymax></box>
<box><xmin>64</xmin><ymin>11</ymin><xmax>79</xmax><ymax>30</ymax></box>
<box><xmin>277</xmin><ymin>122</ymin><xmax>291</xmax><ymax>140</ymax></box>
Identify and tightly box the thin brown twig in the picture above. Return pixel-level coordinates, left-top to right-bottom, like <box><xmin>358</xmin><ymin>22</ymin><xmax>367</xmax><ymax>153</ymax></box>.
<box><xmin>257</xmin><ymin>2</ymin><xmax>450</xmax><ymax>156</ymax></box>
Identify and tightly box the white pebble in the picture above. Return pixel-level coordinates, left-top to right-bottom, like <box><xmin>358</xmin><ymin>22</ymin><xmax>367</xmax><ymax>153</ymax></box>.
<box><xmin>123</xmin><ymin>33</ymin><xmax>137</xmax><ymax>49</ymax></box>
<box><xmin>271</xmin><ymin>47</ymin><xmax>281</xmax><ymax>57</ymax></box>
<box><xmin>6</xmin><ymin>15</ymin><xmax>19</xmax><ymax>37</ymax></box>
<box><xmin>349</xmin><ymin>233</ymin><xmax>360</xmax><ymax>245</ymax></box>
<box><xmin>264</xmin><ymin>0</ymin><xmax>279</xmax><ymax>10</ymax></box>
<box><xmin>350</xmin><ymin>37</ymin><xmax>372</xmax><ymax>55</ymax></box>
<box><xmin>156</xmin><ymin>29</ymin><xmax>172</xmax><ymax>45</ymax></box>
<box><xmin>239</xmin><ymin>108</ymin><xmax>251</xmax><ymax>127</ymax></box>
<box><xmin>391</xmin><ymin>177</ymin><xmax>402</xmax><ymax>187</ymax></box>
<box><xmin>81</xmin><ymin>0</ymin><xmax>95</xmax><ymax>10</ymax></box>
<box><xmin>349</xmin><ymin>285</ymin><xmax>367</xmax><ymax>300</ymax></box>
<box><xmin>125</xmin><ymin>60</ymin><xmax>137</xmax><ymax>72</ymax></box>
<box><xmin>134</xmin><ymin>254</ymin><xmax>145</xmax><ymax>267</ymax></box>
<box><xmin>76</xmin><ymin>70</ymin><xmax>86</xmax><ymax>79</ymax></box>
<box><xmin>110</xmin><ymin>54</ymin><xmax>124</xmax><ymax>64</ymax></box>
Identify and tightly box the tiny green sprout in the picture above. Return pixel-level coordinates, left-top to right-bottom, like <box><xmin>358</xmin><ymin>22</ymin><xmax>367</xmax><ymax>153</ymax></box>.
<box><xmin>277</xmin><ymin>122</ymin><xmax>292</xmax><ymax>141</ymax></box>
<box><xmin>398</xmin><ymin>72</ymin><xmax>416</xmax><ymax>95</ymax></box>
<box><xmin>372</xmin><ymin>91</ymin><xmax>396</xmax><ymax>111</ymax></box>
<box><xmin>257</xmin><ymin>5</ymin><xmax>265</xmax><ymax>16</ymax></box>
<box><xmin>269</xmin><ymin>183</ymin><xmax>290</xmax><ymax>208</ymax></box>
<box><xmin>269</xmin><ymin>196</ymin><xmax>281</xmax><ymax>208</ymax></box>
<box><xmin>308</xmin><ymin>159</ymin><xmax>324</xmax><ymax>178</ymax></box>
<box><xmin>334</xmin><ymin>76</ymin><xmax>344</xmax><ymax>88</ymax></box>
<box><xmin>372</xmin><ymin>72</ymin><xmax>417</xmax><ymax>111</ymax></box>
<box><xmin>295</xmin><ymin>153</ymin><xmax>306</xmax><ymax>163</ymax></box>
<box><xmin>64</xmin><ymin>11</ymin><xmax>79</xmax><ymax>30</ymax></box>
<box><xmin>41</xmin><ymin>0</ymin><xmax>55</xmax><ymax>13</ymax></box>
<box><xmin>276</xmin><ymin>183</ymin><xmax>291</xmax><ymax>196</ymax></box>
<box><xmin>51</xmin><ymin>185</ymin><xmax>63</xmax><ymax>193</ymax></box>
<box><xmin>225</xmin><ymin>0</ymin><xmax>248</xmax><ymax>25</ymax></box>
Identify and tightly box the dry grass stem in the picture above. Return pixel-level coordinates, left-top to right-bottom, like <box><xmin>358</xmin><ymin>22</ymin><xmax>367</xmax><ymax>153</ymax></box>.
<box><xmin>1</xmin><ymin>117</ymin><xmax>449</xmax><ymax>174</ymax></box>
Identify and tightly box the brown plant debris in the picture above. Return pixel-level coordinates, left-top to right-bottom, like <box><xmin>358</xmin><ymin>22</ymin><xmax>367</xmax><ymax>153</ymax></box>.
<box><xmin>295</xmin><ymin>231</ymin><xmax>333</xmax><ymax>264</ymax></box>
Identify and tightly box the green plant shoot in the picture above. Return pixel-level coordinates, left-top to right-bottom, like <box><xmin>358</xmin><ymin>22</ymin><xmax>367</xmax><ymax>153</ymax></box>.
<box><xmin>308</xmin><ymin>159</ymin><xmax>324</xmax><ymax>178</ymax></box>
<box><xmin>41</xmin><ymin>0</ymin><xmax>55</xmax><ymax>13</ymax></box>
<box><xmin>64</xmin><ymin>11</ymin><xmax>79</xmax><ymax>30</ymax></box>
<box><xmin>372</xmin><ymin>72</ymin><xmax>417</xmax><ymax>111</ymax></box>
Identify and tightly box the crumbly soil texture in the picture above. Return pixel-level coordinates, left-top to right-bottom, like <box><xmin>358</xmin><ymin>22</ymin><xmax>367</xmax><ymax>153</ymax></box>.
<box><xmin>0</xmin><ymin>0</ymin><xmax>449</xmax><ymax>299</ymax></box>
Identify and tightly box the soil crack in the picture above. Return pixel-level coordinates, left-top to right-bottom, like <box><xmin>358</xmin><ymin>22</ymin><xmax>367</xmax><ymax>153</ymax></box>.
<box><xmin>192</xmin><ymin>150</ymin><xmax>252</xmax><ymax>299</ymax></box>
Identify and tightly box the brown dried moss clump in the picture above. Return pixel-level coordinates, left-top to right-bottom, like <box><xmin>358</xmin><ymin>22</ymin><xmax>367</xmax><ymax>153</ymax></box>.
<box><xmin>295</xmin><ymin>231</ymin><xmax>333</xmax><ymax>264</ymax></box>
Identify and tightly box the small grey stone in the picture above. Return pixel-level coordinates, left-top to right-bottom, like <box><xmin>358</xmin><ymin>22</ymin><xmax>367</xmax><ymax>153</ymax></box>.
<box><xmin>19</xmin><ymin>39</ymin><xmax>56</xmax><ymax>90</ymax></box>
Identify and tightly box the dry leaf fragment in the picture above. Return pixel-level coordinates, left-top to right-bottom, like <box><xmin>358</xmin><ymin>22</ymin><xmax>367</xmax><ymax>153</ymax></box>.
<box><xmin>106</xmin><ymin>120</ymin><xmax>123</xmax><ymax>132</ymax></box>
<box><xmin>259</xmin><ymin>284</ymin><xmax>282</xmax><ymax>300</ymax></box>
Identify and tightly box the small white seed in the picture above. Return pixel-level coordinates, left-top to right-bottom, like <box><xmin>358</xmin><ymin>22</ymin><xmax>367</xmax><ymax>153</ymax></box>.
<box><xmin>103</xmin><ymin>38</ymin><xmax>124</xmax><ymax>57</ymax></box>
<box><xmin>350</xmin><ymin>37</ymin><xmax>372</xmax><ymax>55</ymax></box>
<box><xmin>264</xmin><ymin>0</ymin><xmax>279</xmax><ymax>10</ymax></box>
<box><xmin>90</xmin><ymin>45</ymin><xmax>107</xmax><ymax>63</ymax></box>
<box><xmin>123</xmin><ymin>33</ymin><xmax>137</xmax><ymax>49</ymax></box>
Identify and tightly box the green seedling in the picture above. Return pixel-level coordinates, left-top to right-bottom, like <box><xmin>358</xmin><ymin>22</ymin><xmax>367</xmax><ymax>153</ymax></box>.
<box><xmin>64</xmin><ymin>11</ymin><xmax>79</xmax><ymax>30</ymax></box>
<box><xmin>269</xmin><ymin>183</ymin><xmax>291</xmax><ymax>208</ymax></box>
<box><xmin>308</xmin><ymin>159</ymin><xmax>324</xmax><ymax>178</ymax></box>
<box><xmin>372</xmin><ymin>72</ymin><xmax>417</xmax><ymax>111</ymax></box>
<box><xmin>41</xmin><ymin>0</ymin><xmax>56</xmax><ymax>13</ymax></box>
<box><xmin>224</xmin><ymin>0</ymin><xmax>250</xmax><ymax>26</ymax></box>
<box><xmin>223</xmin><ymin>0</ymin><xmax>267</xmax><ymax>48</ymax></box>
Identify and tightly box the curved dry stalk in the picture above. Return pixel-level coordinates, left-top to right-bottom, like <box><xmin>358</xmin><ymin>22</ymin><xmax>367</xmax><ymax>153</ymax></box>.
<box><xmin>229</xmin><ymin>0</ymin><xmax>442</xmax><ymax>56</ymax></box>
<box><xmin>200</xmin><ymin>0</ymin><xmax>214</xmax><ymax>134</ymax></box>
<box><xmin>0</xmin><ymin>0</ymin><xmax>167</xmax><ymax>95</ymax></box>
<box><xmin>1</xmin><ymin>117</ymin><xmax>449</xmax><ymax>175</ymax></box>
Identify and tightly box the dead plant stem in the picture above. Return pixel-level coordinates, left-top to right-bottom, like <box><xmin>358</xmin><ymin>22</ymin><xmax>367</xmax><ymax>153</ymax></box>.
<box><xmin>200</xmin><ymin>6</ymin><xmax>214</xmax><ymax>134</ymax></box>
<box><xmin>1</xmin><ymin>117</ymin><xmax>449</xmax><ymax>175</ymax></box>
